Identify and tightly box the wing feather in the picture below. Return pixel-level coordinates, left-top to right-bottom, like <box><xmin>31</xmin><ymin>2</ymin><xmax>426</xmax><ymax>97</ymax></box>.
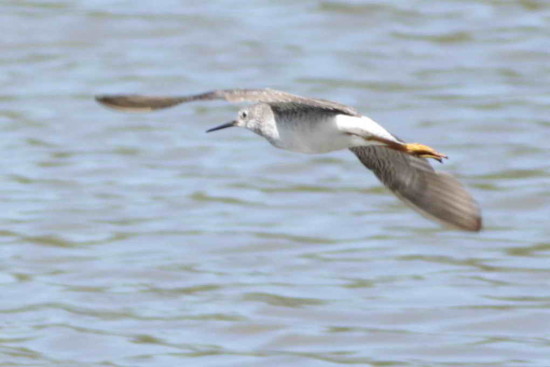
<box><xmin>95</xmin><ymin>88</ymin><xmax>359</xmax><ymax>116</ymax></box>
<box><xmin>350</xmin><ymin>146</ymin><xmax>482</xmax><ymax>232</ymax></box>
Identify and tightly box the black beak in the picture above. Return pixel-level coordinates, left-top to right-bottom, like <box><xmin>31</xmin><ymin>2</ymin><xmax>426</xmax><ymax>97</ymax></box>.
<box><xmin>206</xmin><ymin>120</ymin><xmax>237</xmax><ymax>133</ymax></box>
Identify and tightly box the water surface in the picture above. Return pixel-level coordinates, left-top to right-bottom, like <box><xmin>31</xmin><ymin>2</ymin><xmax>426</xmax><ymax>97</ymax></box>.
<box><xmin>1</xmin><ymin>1</ymin><xmax>549</xmax><ymax>366</ymax></box>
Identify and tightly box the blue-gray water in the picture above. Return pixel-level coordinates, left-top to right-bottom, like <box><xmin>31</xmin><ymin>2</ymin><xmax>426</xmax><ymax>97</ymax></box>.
<box><xmin>1</xmin><ymin>1</ymin><xmax>549</xmax><ymax>366</ymax></box>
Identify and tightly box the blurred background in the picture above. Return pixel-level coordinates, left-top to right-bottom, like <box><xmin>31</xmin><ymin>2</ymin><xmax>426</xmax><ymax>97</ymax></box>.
<box><xmin>0</xmin><ymin>0</ymin><xmax>549</xmax><ymax>366</ymax></box>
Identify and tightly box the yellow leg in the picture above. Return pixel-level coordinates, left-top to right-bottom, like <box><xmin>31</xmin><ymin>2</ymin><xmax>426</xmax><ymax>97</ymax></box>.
<box><xmin>362</xmin><ymin>136</ymin><xmax>448</xmax><ymax>163</ymax></box>
<box><xmin>403</xmin><ymin>143</ymin><xmax>448</xmax><ymax>162</ymax></box>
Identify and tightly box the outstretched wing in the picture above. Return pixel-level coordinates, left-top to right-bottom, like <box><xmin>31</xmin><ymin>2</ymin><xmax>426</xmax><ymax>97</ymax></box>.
<box><xmin>350</xmin><ymin>146</ymin><xmax>482</xmax><ymax>232</ymax></box>
<box><xmin>95</xmin><ymin>88</ymin><xmax>360</xmax><ymax>116</ymax></box>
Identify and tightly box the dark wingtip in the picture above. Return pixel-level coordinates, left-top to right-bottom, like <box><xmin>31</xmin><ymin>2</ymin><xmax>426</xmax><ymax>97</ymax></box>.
<box><xmin>95</xmin><ymin>95</ymin><xmax>112</xmax><ymax>106</ymax></box>
<box><xmin>94</xmin><ymin>95</ymin><xmax>129</xmax><ymax>108</ymax></box>
<box><xmin>470</xmin><ymin>215</ymin><xmax>483</xmax><ymax>232</ymax></box>
<box><xmin>453</xmin><ymin>205</ymin><xmax>482</xmax><ymax>232</ymax></box>
<box><xmin>93</xmin><ymin>94</ymin><xmax>160</xmax><ymax>112</ymax></box>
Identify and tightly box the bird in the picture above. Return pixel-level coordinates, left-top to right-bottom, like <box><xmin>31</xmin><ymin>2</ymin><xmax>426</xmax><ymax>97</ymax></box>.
<box><xmin>95</xmin><ymin>88</ymin><xmax>482</xmax><ymax>232</ymax></box>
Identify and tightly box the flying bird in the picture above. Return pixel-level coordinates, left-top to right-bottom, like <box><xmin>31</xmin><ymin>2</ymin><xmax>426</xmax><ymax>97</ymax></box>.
<box><xmin>96</xmin><ymin>88</ymin><xmax>482</xmax><ymax>231</ymax></box>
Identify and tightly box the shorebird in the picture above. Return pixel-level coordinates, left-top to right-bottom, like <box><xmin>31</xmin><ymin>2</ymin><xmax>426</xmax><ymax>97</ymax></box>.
<box><xmin>96</xmin><ymin>88</ymin><xmax>482</xmax><ymax>232</ymax></box>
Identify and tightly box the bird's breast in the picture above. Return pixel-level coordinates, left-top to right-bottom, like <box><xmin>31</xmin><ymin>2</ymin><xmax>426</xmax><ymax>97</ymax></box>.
<box><xmin>267</xmin><ymin>114</ymin><xmax>356</xmax><ymax>154</ymax></box>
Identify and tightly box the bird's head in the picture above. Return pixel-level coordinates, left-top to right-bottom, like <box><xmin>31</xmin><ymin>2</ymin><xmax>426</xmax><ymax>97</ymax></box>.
<box><xmin>206</xmin><ymin>104</ymin><xmax>272</xmax><ymax>135</ymax></box>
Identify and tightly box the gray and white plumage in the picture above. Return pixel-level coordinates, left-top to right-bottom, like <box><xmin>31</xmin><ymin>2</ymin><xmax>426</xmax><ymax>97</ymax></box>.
<box><xmin>96</xmin><ymin>88</ymin><xmax>482</xmax><ymax>232</ymax></box>
<box><xmin>96</xmin><ymin>88</ymin><xmax>359</xmax><ymax>115</ymax></box>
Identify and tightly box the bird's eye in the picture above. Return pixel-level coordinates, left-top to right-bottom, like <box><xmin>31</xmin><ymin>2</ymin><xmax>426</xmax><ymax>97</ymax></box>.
<box><xmin>240</xmin><ymin>111</ymin><xmax>248</xmax><ymax>119</ymax></box>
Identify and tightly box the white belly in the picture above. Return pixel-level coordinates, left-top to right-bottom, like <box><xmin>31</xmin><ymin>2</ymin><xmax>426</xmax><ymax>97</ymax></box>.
<box><xmin>265</xmin><ymin>114</ymin><xmax>397</xmax><ymax>154</ymax></box>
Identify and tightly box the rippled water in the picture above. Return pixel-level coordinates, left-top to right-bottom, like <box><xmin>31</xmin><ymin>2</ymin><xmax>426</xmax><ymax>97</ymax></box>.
<box><xmin>1</xmin><ymin>1</ymin><xmax>549</xmax><ymax>366</ymax></box>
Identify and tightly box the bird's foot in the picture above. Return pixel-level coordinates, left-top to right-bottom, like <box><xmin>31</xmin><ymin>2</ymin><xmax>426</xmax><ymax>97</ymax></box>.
<box><xmin>403</xmin><ymin>143</ymin><xmax>448</xmax><ymax>163</ymax></box>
